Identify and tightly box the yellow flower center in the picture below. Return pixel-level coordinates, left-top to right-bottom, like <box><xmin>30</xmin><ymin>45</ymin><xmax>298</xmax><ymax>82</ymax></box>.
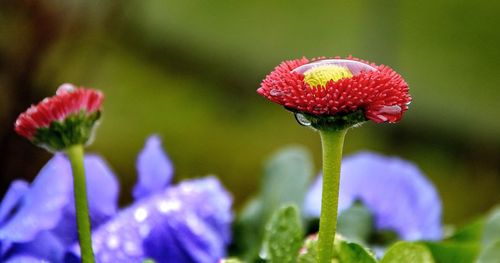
<box><xmin>303</xmin><ymin>65</ymin><xmax>353</xmax><ymax>88</ymax></box>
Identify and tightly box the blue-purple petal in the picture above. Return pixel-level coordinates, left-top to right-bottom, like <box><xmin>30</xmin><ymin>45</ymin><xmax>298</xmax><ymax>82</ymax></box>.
<box><xmin>304</xmin><ymin>152</ymin><xmax>442</xmax><ymax>241</ymax></box>
<box><xmin>0</xmin><ymin>155</ymin><xmax>72</xmax><ymax>242</ymax></box>
<box><xmin>8</xmin><ymin>231</ymin><xmax>65</xmax><ymax>262</ymax></box>
<box><xmin>133</xmin><ymin>135</ymin><xmax>174</xmax><ymax>200</ymax></box>
<box><xmin>0</xmin><ymin>180</ymin><xmax>29</xmax><ymax>225</ymax></box>
<box><xmin>173</xmin><ymin>177</ymin><xmax>233</xmax><ymax>244</ymax></box>
<box><xmin>52</xmin><ymin>154</ymin><xmax>119</xmax><ymax>244</ymax></box>
<box><xmin>145</xmin><ymin>211</ymin><xmax>224</xmax><ymax>263</ymax></box>
<box><xmin>68</xmin><ymin>177</ymin><xmax>232</xmax><ymax>263</ymax></box>
<box><xmin>3</xmin><ymin>255</ymin><xmax>46</xmax><ymax>263</ymax></box>
<box><xmin>84</xmin><ymin>155</ymin><xmax>120</xmax><ymax>222</ymax></box>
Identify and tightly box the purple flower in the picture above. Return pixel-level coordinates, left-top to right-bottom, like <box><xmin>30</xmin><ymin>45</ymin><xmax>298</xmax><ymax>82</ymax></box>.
<box><xmin>67</xmin><ymin>177</ymin><xmax>232</xmax><ymax>263</ymax></box>
<box><xmin>65</xmin><ymin>135</ymin><xmax>233</xmax><ymax>263</ymax></box>
<box><xmin>304</xmin><ymin>152</ymin><xmax>442</xmax><ymax>241</ymax></box>
<box><xmin>0</xmin><ymin>135</ymin><xmax>233</xmax><ymax>263</ymax></box>
<box><xmin>0</xmin><ymin>154</ymin><xmax>119</xmax><ymax>262</ymax></box>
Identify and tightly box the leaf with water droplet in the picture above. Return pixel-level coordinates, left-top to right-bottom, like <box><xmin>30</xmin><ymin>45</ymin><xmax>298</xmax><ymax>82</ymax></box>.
<box><xmin>477</xmin><ymin>240</ymin><xmax>500</xmax><ymax>263</ymax></box>
<box><xmin>270</xmin><ymin>89</ymin><xmax>283</xmax><ymax>97</ymax></box>
<box><xmin>482</xmin><ymin>206</ymin><xmax>500</xmax><ymax>247</ymax></box>
<box><xmin>381</xmin><ymin>242</ymin><xmax>434</xmax><ymax>263</ymax></box>
<box><xmin>336</xmin><ymin>240</ymin><xmax>377</xmax><ymax>263</ymax></box>
<box><xmin>261</xmin><ymin>204</ymin><xmax>303</xmax><ymax>263</ymax></box>
<box><xmin>219</xmin><ymin>258</ymin><xmax>245</xmax><ymax>263</ymax></box>
<box><xmin>298</xmin><ymin>235</ymin><xmax>376</xmax><ymax>263</ymax></box>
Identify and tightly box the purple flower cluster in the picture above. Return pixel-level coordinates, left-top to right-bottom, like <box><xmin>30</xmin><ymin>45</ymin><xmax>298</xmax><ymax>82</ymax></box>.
<box><xmin>304</xmin><ymin>152</ymin><xmax>442</xmax><ymax>241</ymax></box>
<box><xmin>0</xmin><ymin>136</ymin><xmax>232</xmax><ymax>263</ymax></box>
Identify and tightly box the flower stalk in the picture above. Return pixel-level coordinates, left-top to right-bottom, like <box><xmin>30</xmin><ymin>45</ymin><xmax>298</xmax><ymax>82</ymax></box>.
<box><xmin>66</xmin><ymin>144</ymin><xmax>95</xmax><ymax>263</ymax></box>
<box><xmin>317</xmin><ymin>129</ymin><xmax>347</xmax><ymax>263</ymax></box>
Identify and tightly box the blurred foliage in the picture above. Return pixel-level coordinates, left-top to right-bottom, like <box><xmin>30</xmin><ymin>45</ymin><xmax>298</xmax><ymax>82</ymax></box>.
<box><xmin>232</xmin><ymin>147</ymin><xmax>312</xmax><ymax>261</ymax></box>
<box><xmin>0</xmin><ymin>0</ymin><xmax>499</xmax><ymax>226</ymax></box>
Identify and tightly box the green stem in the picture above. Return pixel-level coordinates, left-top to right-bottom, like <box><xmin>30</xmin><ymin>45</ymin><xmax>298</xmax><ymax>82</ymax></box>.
<box><xmin>65</xmin><ymin>144</ymin><xmax>95</xmax><ymax>263</ymax></box>
<box><xmin>317</xmin><ymin>129</ymin><xmax>347</xmax><ymax>263</ymax></box>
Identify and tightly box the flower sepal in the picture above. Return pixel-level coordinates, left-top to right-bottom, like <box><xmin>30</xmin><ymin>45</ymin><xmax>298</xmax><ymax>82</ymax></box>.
<box><xmin>292</xmin><ymin>109</ymin><xmax>366</xmax><ymax>131</ymax></box>
<box><xmin>32</xmin><ymin>110</ymin><xmax>101</xmax><ymax>152</ymax></box>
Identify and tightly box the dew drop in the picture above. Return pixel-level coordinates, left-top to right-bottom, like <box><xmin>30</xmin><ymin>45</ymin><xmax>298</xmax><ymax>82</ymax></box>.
<box><xmin>106</xmin><ymin>235</ymin><xmax>120</xmax><ymax>249</ymax></box>
<box><xmin>100</xmin><ymin>253</ymin><xmax>111</xmax><ymax>263</ymax></box>
<box><xmin>259</xmin><ymin>245</ymin><xmax>269</xmax><ymax>260</ymax></box>
<box><xmin>294</xmin><ymin>113</ymin><xmax>311</xmax><ymax>126</ymax></box>
<box><xmin>157</xmin><ymin>200</ymin><xmax>181</xmax><ymax>214</ymax></box>
<box><xmin>134</xmin><ymin>207</ymin><xmax>148</xmax><ymax>222</ymax></box>
<box><xmin>56</xmin><ymin>83</ymin><xmax>76</xmax><ymax>95</ymax></box>
<box><xmin>108</xmin><ymin>222</ymin><xmax>119</xmax><ymax>232</ymax></box>
<box><xmin>292</xmin><ymin>59</ymin><xmax>377</xmax><ymax>76</ymax></box>
<box><xmin>139</xmin><ymin>224</ymin><xmax>151</xmax><ymax>237</ymax></box>
<box><xmin>376</xmin><ymin>115</ymin><xmax>388</xmax><ymax>122</ymax></box>
<box><xmin>378</xmin><ymin>105</ymin><xmax>402</xmax><ymax>115</ymax></box>
<box><xmin>270</xmin><ymin>89</ymin><xmax>283</xmax><ymax>97</ymax></box>
<box><xmin>186</xmin><ymin>214</ymin><xmax>203</xmax><ymax>235</ymax></box>
<box><xmin>124</xmin><ymin>241</ymin><xmax>141</xmax><ymax>256</ymax></box>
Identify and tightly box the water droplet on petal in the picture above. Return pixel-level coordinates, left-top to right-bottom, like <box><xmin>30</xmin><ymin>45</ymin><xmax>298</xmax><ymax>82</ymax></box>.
<box><xmin>374</xmin><ymin>105</ymin><xmax>402</xmax><ymax>122</ymax></box>
<box><xmin>292</xmin><ymin>59</ymin><xmax>377</xmax><ymax>76</ymax></box>
<box><xmin>108</xmin><ymin>222</ymin><xmax>119</xmax><ymax>232</ymax></box>
<box><xmin>270</xmin><ymin>89</ymin><xmax>283</xmax><ymax>97</ymax></box>
<box><xmin>186</xmin><ymin>214</ymin><xmax>203</xmax><ymax>235</ymax></box>
<box><xmin>106</xmin><ymin>235</ymin><xmax>120</xmax><ymax>249</ymax></box>
<box><xmin>376</xmin><ymin>115</ymin><xmax>388</xmax><ymax>122</ymax></box>
<box><xmin>139</xmin><ymin>224</ymin><xmax>151</xmax><ymax>237</ymax></box>
<box><xmin>134</xmin><ymin>207</ymin><xmax>149</xmax><ymax>222</ymax></box>
<box><xmin>124</xmin><ymin>241</ymin><xmax>141</xmax><ymax>256</ymax></box>
<box><xmin>157</xmin><ymin>200</ymin><xmax>181</xmax><ymax>214</ymax></box>
<box><xmin>294</xmin><ymin>113</ymin><xmax>312</xmax><ymax>126</ymax></box>
<box><xmin>56</xmin><ymin>83</ymin><xmax>77</xmax><ymax>95</ymax></box>
<box><xmin>100</xmin><ymin>253</ymin><xmax>111</xmax><ymax>263</ymax></box>
<box><xmin>378</xmin><ymin>105</ymin><xmax>402</xmax><ymax>115</ymax></box>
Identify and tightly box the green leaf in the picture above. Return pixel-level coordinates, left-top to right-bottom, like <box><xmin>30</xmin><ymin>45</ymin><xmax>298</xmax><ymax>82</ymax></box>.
<box><xmin>423</xmin><ymin>241</ymin><xmax>480</xmax><ymax>263</ymax></box>
<box><xmin>262</xmin><ymin>204</ymin><xmax>304</xmax><ymax>263</ymax></box>
<box><xmin>260</xmin><ymin>146</ymin><xmax>313</xmax><ymax>216</ymax></box>
<box><xmin>429</xmin><ymin>210</ymin><xmax>488</xmax><ymax>263</ymax></box>
<box><xmin>337</xmin><ymin>202</ymin><xmax>374</xmax><ymax>244</ymax></box>
<box><xmin>297</xmin><ymin>235</ymin><xmax>318</xmax><ymax>263</ymax></box>
<box><xmin>447</xmin><ymin>217</ymin><xmax>485</xmax><ymax>243</ymax></box>
<box><xmin>298</xmin><ymin>235</ymin><xmax>377</xmax><ymax>263</ymax></box>
<box><xmin>219</xmin><ymin>258</ymin><xmax>246</xmax><ymax>263</ymax></box>
<box><xmin>381</xmin><ymin>242</ymin><xmax>434</xmax><ymax>263</ymax></box>
<box><xmin>482</xmin><ymin>206</ymin><xmax>500</xmax><ymax>246</ymax></box>
<box><xmin>336</xmin><ymin>240</ymin><xmax>378</xmax><ymax>263</ymax></box>
<box><xmin>477</xmin><ymin>240</ymin><xmax>500</xmax><ymax>263</ymax></box>
<box><xmin>231</xmin><ymin>146</ymin><xmax>313</xmax><ymax>261</ymax></box>
<box><xmin>231</xmin><ymin>198</ymin><xmax>265</xmax><ymax>260</ymax></box>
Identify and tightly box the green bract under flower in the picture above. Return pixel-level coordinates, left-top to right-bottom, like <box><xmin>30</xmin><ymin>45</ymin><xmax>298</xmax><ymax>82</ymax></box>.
<box><xmin>33</xmin><ymin>111</ymin><xmax>101</xmax><ymax>152</ymax></box>
<box><xmin>294</xmin><ymin>110</ymin><xmax>367</xmax><ymax>131</ymax></box>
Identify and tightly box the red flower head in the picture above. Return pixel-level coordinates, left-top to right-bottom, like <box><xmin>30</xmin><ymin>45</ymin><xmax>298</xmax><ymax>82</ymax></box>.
<box><xmin>258</xmin><ymin>57</ymin><xmax>411</xmax><ymax>130</ymax></box>
<box><xmin>15</xmin><ymin>83</ymin><xmax>104</xmax><ymax>151</ymax></box>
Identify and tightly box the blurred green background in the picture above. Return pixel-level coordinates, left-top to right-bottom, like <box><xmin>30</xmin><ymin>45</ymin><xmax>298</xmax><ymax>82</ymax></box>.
<box><xmin>0</xmin><ymin>0</ymin><xmax>498</xmax><ymax>225</ymax></box>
